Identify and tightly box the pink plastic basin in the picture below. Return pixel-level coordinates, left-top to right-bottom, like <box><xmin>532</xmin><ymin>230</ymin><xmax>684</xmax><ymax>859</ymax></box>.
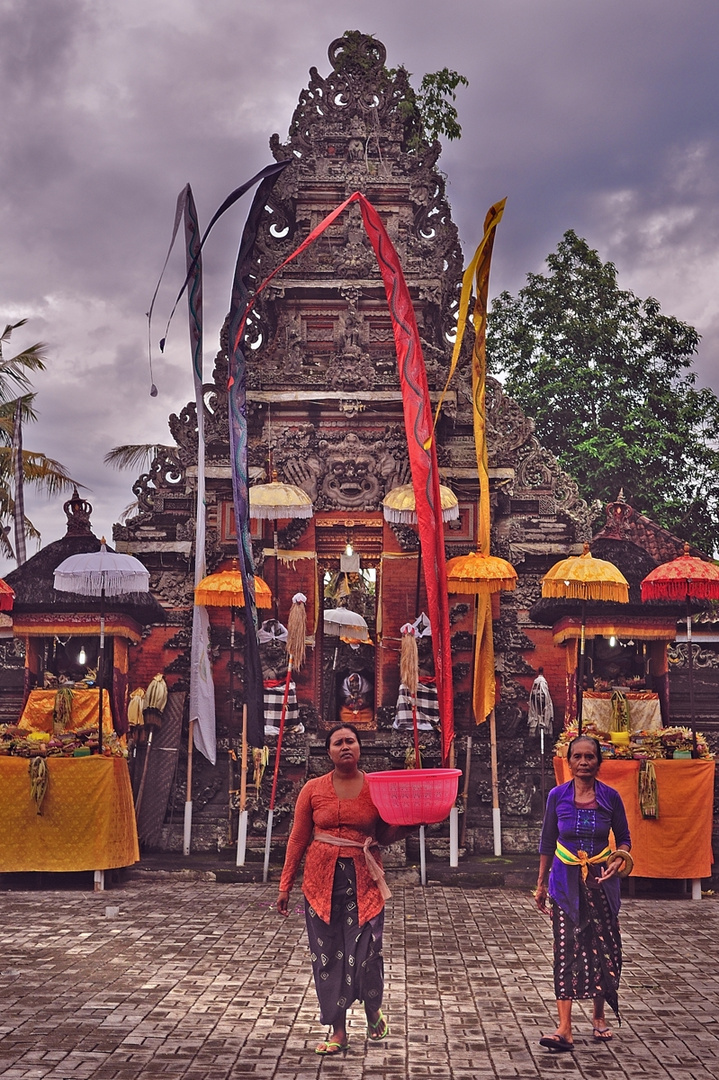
<box><xmin>366</xmin><ymin>768</ymin><xmax>462</xmax><ymax>825</ymax></box>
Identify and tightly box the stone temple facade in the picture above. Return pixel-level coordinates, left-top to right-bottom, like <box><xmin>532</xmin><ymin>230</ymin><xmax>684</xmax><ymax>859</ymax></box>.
<box><xmin>111</xmin><ymin>32</ymin><xmax>597</xmax><ymax>855</ymax></box>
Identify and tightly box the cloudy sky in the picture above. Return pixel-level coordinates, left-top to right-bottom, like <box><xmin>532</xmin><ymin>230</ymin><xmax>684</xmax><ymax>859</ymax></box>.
<box><xmin>1</xmin><ymin>0</ymin><xmax>717</xmax><ymax>573</ymax></box>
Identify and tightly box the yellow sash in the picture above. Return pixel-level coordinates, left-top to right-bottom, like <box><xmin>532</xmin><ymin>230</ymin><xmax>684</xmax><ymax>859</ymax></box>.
<box><xmin>555</xmin><ymin>842</ymin><xmax>612</xmax><ymax>880</ymax></box>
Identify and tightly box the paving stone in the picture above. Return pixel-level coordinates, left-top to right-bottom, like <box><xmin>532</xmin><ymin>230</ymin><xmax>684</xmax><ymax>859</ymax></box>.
<box><xmin>2</xmin><ymin>882</ymin><xmax>719</xmax><ymax>1078</ymax></box>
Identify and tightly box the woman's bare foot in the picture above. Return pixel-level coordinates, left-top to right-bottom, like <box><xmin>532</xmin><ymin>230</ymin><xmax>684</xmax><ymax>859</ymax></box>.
<box><xmin>592</xmin><ymin>1018</ymin><xmax>613</xmax><ymax>1041</ymax></box>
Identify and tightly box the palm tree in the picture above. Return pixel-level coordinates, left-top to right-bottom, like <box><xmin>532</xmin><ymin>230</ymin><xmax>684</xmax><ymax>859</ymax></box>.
<box><xmin>0</xmin><ymin>321</ymin><xmax>79</xmax><ymax>561</ymax></box>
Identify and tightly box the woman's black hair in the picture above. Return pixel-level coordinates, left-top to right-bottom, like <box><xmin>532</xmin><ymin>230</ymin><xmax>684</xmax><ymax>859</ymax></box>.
<box><xmin>567</xmin><ymin>734</ymin><xmax>602</xmax><ymax>767</ymax></box>
<box><xmin>324</xmin><ymin>722</ymin><xmax>363</xmax><ymax>753</ymax></box>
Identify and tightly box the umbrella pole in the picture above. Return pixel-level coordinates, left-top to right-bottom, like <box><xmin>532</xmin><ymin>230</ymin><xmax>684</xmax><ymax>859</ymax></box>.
<box><xmin>686</xmin><ymin>592</ymin><xmax>698</xmax><ymax>757</ymax></box>
<box><xmin>227</xmin><ymin>607</ymin><xmax>236</xmax><ymax>846</ymax></box>
<box><xmin>273</xmin><ymin>521</ymin><xmax>280</xmax><ymax>620</ymax></box>
<box><xmin>540</xmin><ymin>727</ymin><xmax>546</xmax><ymax>807</ymax></box>
<box><xmin>459</xmin><ymin>735</ymin><xmax>472</xmax><ymax>849</ymax></box>
<box><xmin>460</xmin><ymin>593</ymin><xmax>480</xmax><ymax>851</ymax></box>
<box><xmin>489</xmin><ymin>708</ymin><xmax>501</xmax><ymax>855</ymax></box>
<box><xmin>263</xmin><ymin>658</ymin><xmax>293</xmax><ymax>883</ymax></box>
<box><xmin>98</xmin><ymin>585</ymin><xmax>105</xmax><ymax>755</ymax></box>
<box><xmin>577</xmin><ymin>599</ymin><xmax>587</xmax><ymax>736</ymax></box>
<box><xmin>236</xmin><ymin>704</ymin><xmax>249</xmax><ymax>866</ymax></box>
<box><xmin>183</xmin><ymin>718</ymin><xmax>194</xmax><ymax>855</ymax></box>
<box><xmin>414</xmin><ymin>544</ymin><xmax>422</xmax><ymax>616</ymax></box>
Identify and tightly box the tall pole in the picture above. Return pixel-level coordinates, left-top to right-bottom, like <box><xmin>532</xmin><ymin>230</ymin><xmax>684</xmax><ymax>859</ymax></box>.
<box><xmin>577</xmin><ymin>599</ymin><xmax>587</xmax><ymax>735</ymax></box>
<box><xmin>183</xmin><ymin>718</ymin><xmax>194</xmax><ymax>855</ymax></box>
<box><xmin>489</xmin><ymin>709</ymin><xmax>501</xmax><ymax>855</ymax></box>
<box><xmin>686</xmin><ymin>592</ymin><xmax>698</xmax><ymax>757</ymax></box>
<box><xmin>97</xmin><ymin>582</ymin><xmax>105</xmax><ymax>755</ymax></box>
<box><xmin>227</xmin><ymin>607</ymin><xmax>236</xmax><ymax>845</ymax></box>
<box><xmin>236</xmin><ymin>704</ymin><xmax>249</xmax><ymax>866</ymax></box>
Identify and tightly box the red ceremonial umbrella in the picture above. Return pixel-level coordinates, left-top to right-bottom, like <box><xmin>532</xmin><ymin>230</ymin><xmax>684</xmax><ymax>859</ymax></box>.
<box><xmin>641</xmin><ymin>543</ymin><xmax>719</xmax><ymax>756</ymax></box>
<box><xmin>0</xmin><ymin>578</ymin><xmax>15</xmax><ymax>611</ymax></box>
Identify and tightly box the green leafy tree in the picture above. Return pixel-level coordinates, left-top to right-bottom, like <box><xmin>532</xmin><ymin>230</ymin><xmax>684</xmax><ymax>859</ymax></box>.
<box><xmin>0</xmin><ymin>320</ymin><xmax>78</xmax><ymax>560</ymax></box>
<box><xmin>486</xmin><ymin>231</ymin><xmax>719</xmax><ymax>553</ymax></box>
<box><xmin>331</xmin><ymin>31</ymin><xmax>468</xmax><ymax>149</ymax></box>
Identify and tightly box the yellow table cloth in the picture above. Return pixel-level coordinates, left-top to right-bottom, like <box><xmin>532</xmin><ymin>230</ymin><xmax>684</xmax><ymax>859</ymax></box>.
<box><xmin>18</xmin><ymin>688</ymin><xmax>114</xmax><ymax>736</ymax></box>
<box><xmin>0</xmin><ymin>756</ymin><xmax>139</xmax><ymax>872</ymax></box>
<box><xmin>553</xmin><ymin>757</ymin><xmax>714</xmax><ymax>879</ymax></box>
<box><xmin>581</xmin><ymin>691</ymin><xmax>662</xmax><ymax>733</ymax></box>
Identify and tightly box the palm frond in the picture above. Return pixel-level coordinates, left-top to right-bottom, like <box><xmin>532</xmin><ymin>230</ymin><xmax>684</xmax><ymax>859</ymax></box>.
<box><xmin>104</xmin><ymin>443</ymin><xmax>174</xmax><ymax>471</ymax></box>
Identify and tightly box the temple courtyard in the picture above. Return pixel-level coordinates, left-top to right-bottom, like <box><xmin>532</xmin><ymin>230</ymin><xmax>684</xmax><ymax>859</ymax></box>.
<box><xmin>0</xmin><ymin>873</ymin><xmax>717</xmax><ymax>1079</ymax></box>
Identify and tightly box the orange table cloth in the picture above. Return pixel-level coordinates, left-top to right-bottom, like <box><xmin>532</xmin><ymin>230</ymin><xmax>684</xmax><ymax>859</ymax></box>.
<box><xmin>18</xmin><ymin>688</ymin><xmax>114</xmax><ymax>736</ymax></box>
<box><xmin>553</xmin><ymin>757</ymin><xmax>715</xmax><ymax>879</ymax></box>
<box><xmin>0</xmin><ymin>756</ymin><xmax>139</xmax><ymax>873</ymax></box>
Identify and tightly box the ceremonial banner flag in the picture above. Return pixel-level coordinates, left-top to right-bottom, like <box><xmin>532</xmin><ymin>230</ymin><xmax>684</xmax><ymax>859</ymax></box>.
<box><xmin>226</xmin><ymin>167</ymin><xmax>291</xmax><ymax>748</ymax></box>
<box><xmin>181</xmin><ymin>185</ymin><xmax>217</xmax><ymax>765</ymax></box>
<box><xmin>442</xmin><ymin>199</ymin><xmax>506</xmax><ymax>724</ymax></box>
<box><xmin>149</xmin><ymin>163</ymin><xmax>291</xmax><ymax>760</ymax></box>
<box><xmin>234</xmin><ymin>192</ymin><xmax>455</xmax><ymax>763</ymax></box>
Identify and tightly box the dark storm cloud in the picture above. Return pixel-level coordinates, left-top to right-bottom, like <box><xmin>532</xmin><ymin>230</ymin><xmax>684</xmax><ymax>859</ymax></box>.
<box><xmin>1</xmin><ymin>0</ymin><xmax>717</xmax><ymax>569</ymax></box>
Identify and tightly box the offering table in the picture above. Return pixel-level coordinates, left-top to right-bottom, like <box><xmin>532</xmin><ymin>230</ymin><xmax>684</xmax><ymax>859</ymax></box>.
<box><xmin>0</xmin><ymin>756</ymin><xmax>139</xmax><ymax>889</ymax></box>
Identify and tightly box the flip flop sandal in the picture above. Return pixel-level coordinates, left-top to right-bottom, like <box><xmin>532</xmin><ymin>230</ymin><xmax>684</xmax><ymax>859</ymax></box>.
<box><xmin>539</xmin><ymin>1034</ymin><xmax>575</xmax><ymax>1052</ymax></box>
<box><xmin>315</xmin><ymin>1040</ymin><xmax>348</xmax><ymax>1055</ymax></box>
<box><xmin>367</xmin><ymin>1009</ymin><xmax>390</xmax><ymax>1041</ymax></box>
<box><xmin>593</xmin><ymin>1025</ymin><xmax>613</xmax><ymax>1041</ymax></box>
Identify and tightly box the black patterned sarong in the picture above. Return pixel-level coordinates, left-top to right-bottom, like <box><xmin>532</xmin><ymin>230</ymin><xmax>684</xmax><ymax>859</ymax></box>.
<box><xmin>551</xmin><ymin>878</ymin><xmax>623</xmax><ymax>1021</ymax></box>
<box><xmin>304</xmin><ymin>859</ymin><xmax>384</xmax><ymax>1027</ymax></box>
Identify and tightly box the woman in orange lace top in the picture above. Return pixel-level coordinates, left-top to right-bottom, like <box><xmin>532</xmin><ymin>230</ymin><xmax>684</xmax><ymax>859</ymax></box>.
<box><xmin>277</xmin><ymin>723</ymin><xmax>409</xmax><ymax>1056</ymax></box>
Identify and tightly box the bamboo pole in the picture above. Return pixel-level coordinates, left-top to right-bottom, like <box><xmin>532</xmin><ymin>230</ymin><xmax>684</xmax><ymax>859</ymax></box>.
<box><xmin>183</xmin><ymin>718</ymin><xmax>194</xmax><ymax>855</ymax></box>
<box><xmin>236</xmin><ymin>705</ymin><xmax>249</xmax><ymax>865</ymax></box>
<box><xmin>489</xmin><ymin>708</ymin><xmax>501</xmax><ymax>855</ymax></box>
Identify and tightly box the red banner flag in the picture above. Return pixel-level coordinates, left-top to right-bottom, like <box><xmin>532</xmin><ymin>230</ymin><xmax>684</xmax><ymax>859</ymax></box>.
<box><xmin>236</xmin><ymin>192</ymin><xmax>454</xmax><ymax>763</ymax></box>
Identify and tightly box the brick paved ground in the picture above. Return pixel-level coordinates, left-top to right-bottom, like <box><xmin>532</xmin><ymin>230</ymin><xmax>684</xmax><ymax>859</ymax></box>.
<box><xmin>1</xmin><ymin>878</ymin><xmax>718</xmax><ymax>1079</ymax></box>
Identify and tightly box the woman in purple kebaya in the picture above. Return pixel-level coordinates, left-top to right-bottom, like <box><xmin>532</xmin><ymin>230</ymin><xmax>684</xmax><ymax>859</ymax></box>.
<box><xmin>535</xmin><ymin>736</ymin><xmax>632</xmax><ymax>1052</ymax></box>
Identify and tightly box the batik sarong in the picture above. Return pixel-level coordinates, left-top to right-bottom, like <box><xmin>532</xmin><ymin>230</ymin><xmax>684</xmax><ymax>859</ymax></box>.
<box><xmin>551</xmin><ymin>876</ymin><xmax>623</xmax><ymax>1021</ymax></box>
<box><xmin>304</xmin><ymin>859</ymin><xmax>384</xmax><ymax>1027</ymax></box>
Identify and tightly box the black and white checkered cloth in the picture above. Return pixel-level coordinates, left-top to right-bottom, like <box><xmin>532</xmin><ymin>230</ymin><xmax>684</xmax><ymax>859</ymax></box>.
<box><xmin>263</xmin><ymin>681</ymin><xmax>299</xmax><ymax>735</ymax></box>
<box><xmin>393</xmin><ymin>681</ymin><xmax>439</xmax><ymax>731</ymax></box>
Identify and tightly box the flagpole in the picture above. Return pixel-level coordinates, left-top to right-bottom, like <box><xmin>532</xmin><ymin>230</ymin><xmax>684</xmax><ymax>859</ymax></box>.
<box><xmin>183</xmin><ymin>718</ymin><xmax>194</xmax><ymax>855</ymax></box>
<box><xmin>236</xmin><ymin>704</ymin><xmax>249</xmax><ymax>865</ymax></box>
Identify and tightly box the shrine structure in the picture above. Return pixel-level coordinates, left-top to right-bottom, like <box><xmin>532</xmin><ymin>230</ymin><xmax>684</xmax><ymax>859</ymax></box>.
<box><xmin>108</xmin><ymin>32</ymin><xmax>596</xmax><ymax>853</ymax></box>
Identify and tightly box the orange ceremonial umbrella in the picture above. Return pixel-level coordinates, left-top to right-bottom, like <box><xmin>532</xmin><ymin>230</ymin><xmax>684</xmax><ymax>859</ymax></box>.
<box><xmin>542</xmin><ymin>543</ymin><xmax>629</xmax><ymax>734</ymax></box>
<box><xmin>641</xmin><ymin>543</ymin><xmax>719</xmax><ymax>755</ymax></box>
<box><xmin>445</xmin><ymin>550</ymin><xmax>517</xmax><ymax>594</ymax></box>
<box><xmin>195</xmin><ymin>570</ymin><xmax>273</xmax><ymax>609</ymax></box>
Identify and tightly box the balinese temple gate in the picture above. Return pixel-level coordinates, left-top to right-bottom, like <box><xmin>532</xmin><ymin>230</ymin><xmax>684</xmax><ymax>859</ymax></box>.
<box><xmin>113</xmin><ymin>33</ymin><xmax>601</xmax><ymax>855</ymax></box>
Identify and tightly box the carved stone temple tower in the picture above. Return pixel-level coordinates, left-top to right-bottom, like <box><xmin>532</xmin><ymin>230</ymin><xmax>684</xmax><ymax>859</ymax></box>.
<box><xmin>114</xmin><ymin>33</ymin><xmax>594</xmax><ymax>852</ymax></box>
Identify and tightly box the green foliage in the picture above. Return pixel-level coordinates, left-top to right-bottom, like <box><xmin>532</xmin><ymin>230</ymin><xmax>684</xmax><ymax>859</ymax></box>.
<box><xmin>0</xmin><ymin>321</ymin><xmax>78</xmax><ymax>559</ymax></box>
<box><xmin>416</xmin><ymin>69</ymin><xmax>469</xmax><ymax>144</ymax></box>
<box><xmin>333</xmin><ymin>32</ymin><xmax>468</xmax><ymax>149</ymax></box>
<box><xmin>486</xmin><ymin>230</ymin><xmax>719</xmax><ymax>553</ymax></box>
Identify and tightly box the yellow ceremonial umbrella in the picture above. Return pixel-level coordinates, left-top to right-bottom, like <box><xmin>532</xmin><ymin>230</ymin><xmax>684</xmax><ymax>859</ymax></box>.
<box><xmin>382</xmin><ymin>482</ymin><xmax>460</xmax><ymax>524</ymax></box>
<box><xmin>383</xmin><ymin>482</ymin><xmax>459</xmax><ymax>615</ymax></box>
<box><xmin>542</xmin><ymin>543</ymin><xmax>629</xmax><ymax>734</ymax></box>
<box><xmin>249</xmin><ymin>478</ymin><xmax>313</xmax><ymax>616</ymax></box>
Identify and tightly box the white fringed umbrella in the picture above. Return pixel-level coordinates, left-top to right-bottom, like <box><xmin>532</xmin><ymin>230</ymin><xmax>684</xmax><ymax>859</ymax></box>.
<box><xmin>54</xmin><ymin>541</ymin><xmax>150</xmax><ymax>753</ymax></box>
